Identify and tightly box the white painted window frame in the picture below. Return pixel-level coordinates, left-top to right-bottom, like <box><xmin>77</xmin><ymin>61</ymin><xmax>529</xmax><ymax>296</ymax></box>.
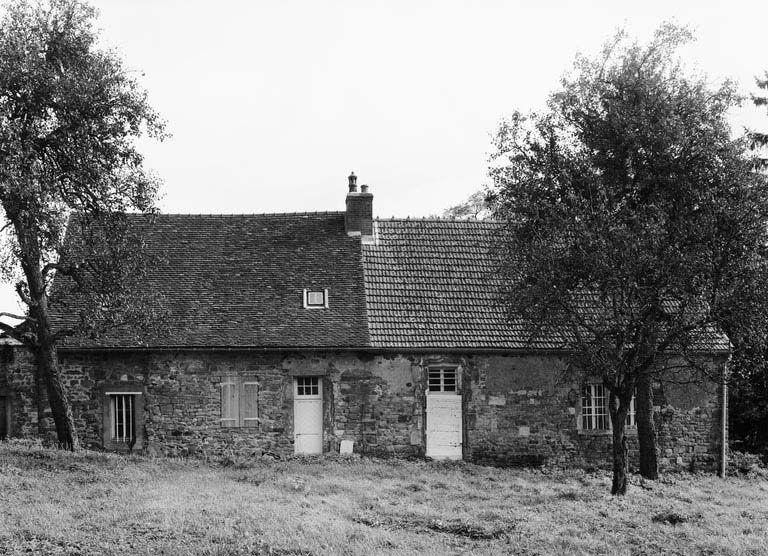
<box><xmin>427</xmin><ymin>366</ymin><xmax>458</xmax><ymax>395</ymax></box>
<box><xmin>303</xmin><ymin>288</ymin><xmax>329</xmax><ymax>309</ymax></box>
<box><xmin>580</xmin><ymin>383</ymin><xmax>636</xmax><ymax>431</ymax></box>
<box><xmin>107</xmin><ymin>393</ymin><xmax>138</xmax><ymax>443</ymax></box>
<box><xmin>295</xmin><ymin>376</ymin><xmax>322</xmax><ymax>399</ymax></box>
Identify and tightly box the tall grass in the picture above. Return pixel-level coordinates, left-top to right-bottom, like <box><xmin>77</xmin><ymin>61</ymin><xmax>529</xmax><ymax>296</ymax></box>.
<box><xmin>0</xmin><ymin>442</ymin><xmax>766</xmax><ymax>555</ymax></box>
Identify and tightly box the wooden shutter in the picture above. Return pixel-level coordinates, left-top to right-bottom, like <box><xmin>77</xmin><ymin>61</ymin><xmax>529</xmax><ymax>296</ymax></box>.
<box><xmin>240</xmin><ymin>380</ymin><xmax>259</xmax><ymax>428</ymax></box>
<box><xmin>220</xmin><ymin>379</ymin><xmax>239</xmax><ymax>428</ymax></box>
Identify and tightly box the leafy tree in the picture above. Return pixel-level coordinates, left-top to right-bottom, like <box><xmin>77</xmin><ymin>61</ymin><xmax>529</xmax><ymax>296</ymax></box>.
<box><xmin>489</xmin><ymin>25</ymin><xmax>768</xmax><ymax>494</ymax></box>
<box><xmin>440</xmin><ymin>190</ymin><xmax>491</xmax><ymax>219</ymax></box>
<box><xmin>0</xmin><ymin>0</ymin><xmax>165</xmax><ymax>449</ymax></box>
<box><xmin>749</xmin><ymin>72</ymin><xmax>768</xmax><ymax>158</ymax></box>
<box><xmin>719</xmin><ymin>273</ymin><xmax>768</xmax><ymax>461</ymax></box>
<box><xmin>723</xmin><ymin>73</ymin><xmax>768</xmax><ymax>461</ymax></box>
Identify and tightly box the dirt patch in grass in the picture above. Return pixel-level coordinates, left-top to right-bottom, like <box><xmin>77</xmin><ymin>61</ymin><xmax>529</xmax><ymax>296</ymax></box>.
<box><xmin>353</xmin><ymin>512</ymin><xmax>512</xmax><ymax>540</ymax></box>
<box><xmin>652</xmin><ymin>510</ymin><xmax>704</xmax><ymax>526</ymax></box>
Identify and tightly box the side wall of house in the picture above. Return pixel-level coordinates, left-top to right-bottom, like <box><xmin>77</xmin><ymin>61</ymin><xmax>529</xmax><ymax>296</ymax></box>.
<box><xmin>0</xmin><ymin>348</ymin><xmax>723</xmax><ymax>470</ymax></box>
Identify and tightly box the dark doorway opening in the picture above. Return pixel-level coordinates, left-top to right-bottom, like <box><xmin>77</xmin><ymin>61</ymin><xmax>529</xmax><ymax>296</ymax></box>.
<box><xmin>0</xmin><ymin>396</ymin><xmax>7</xmax><ymax>440</ymax></box>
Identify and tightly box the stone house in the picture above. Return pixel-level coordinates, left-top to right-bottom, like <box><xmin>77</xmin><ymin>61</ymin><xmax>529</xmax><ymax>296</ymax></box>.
<box><xmin>0</xmin><ymin>174</ymin><xmax>729</xmax><ymax>470</ymax></box>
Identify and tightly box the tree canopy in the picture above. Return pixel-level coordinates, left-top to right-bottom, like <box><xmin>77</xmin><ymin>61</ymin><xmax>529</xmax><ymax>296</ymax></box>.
<box><xmin>0</xmin><ymin>0</ymin><xmax>165</xmax><ymax>448</ymax></box>
<box><xmin>488</xmin><ymin>24</ymin><xmax>768</xmax><ymax>494</ymax></box>
<box><xmin>723</xmin><ymin>72</ymin><xmax>768</xmax><ymax>461</ymax></box>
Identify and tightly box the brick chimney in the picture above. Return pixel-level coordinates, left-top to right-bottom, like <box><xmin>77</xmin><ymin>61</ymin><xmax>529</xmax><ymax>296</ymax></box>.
<box><xmin>345</xmin><ymin>172</ymin><xmax>373</xmax><ymax>238</ymax></box>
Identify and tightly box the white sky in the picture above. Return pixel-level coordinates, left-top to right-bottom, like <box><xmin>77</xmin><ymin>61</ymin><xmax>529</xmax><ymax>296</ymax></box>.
<box><xmin>1</xmin><ymin>0</ymin><xmax>767</xmax><ymax>315</ymax></box>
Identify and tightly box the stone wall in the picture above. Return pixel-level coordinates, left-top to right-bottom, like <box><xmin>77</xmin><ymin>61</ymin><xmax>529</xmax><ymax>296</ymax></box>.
<box><xmin>655</xmin><ymin>366</ymin><xmax>723</xmax><ymax>471</ymax></box>
<box><xmin>463</xmin><ymin>353</ymin><xmax>724</xmax><ymax>471</ymax></box>
<box><xmin>0</xmin><ymin>348</ymin><xmax>54</xmax><ymax>441</ymax></box>
<box><xmin>0</xmin><ymin>347</ymin><xmax>724</xmax><ymax>470</ymax></box>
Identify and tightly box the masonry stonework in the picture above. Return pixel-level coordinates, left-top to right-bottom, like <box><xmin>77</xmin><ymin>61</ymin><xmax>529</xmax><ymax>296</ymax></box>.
<box><xmin>0</xmin><ymin>347</ymin><xmax>723</xmax><ymax>470</ymax></box>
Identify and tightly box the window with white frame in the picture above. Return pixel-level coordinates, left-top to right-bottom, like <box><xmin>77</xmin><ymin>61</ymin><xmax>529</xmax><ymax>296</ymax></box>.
<box><xmin>580</xmin><ymin>384</ymin><xmax>636</xmax><ymax>431</ymax></box>
<box><xmin>102</xmin><ymin>386</ymin><xmax>144</xmax><ymax>450</ymax></box>
<box><xmin>303</xmin><ymin>289</ymin><xmax>328</xmax><ymax>309</ymax></box>
<box><xmin>109</xmin><ymin>393</ymin><xmax>137</xmax><ymax>443</ymax></box>
<box><xmin>581</xmin><ymin>384</ymin><xmax>609</xmax><ymax>430</ymax></box>
<box><xmin>220</xmin><ymin>377</ymin><xmax>259</xmax><ymax>428</ymax></box>
<box><xmin>626</xmin><ymin>394</ymin><xmax>636</xmax><ymax>427</ymax></box>
<box><xmin>296</xmin><ymin>376</ymin><xmax>320</xmax><ymax>397</ymax></box>
<box><xmin>428</xmin><ymin>367</ymin><xmax>457</xmax><ymax>393</ymax></box>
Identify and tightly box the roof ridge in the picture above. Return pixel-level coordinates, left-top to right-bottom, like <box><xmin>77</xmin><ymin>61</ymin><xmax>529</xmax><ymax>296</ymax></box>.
<box><xmin>375</xmin><ymin>217</ymin><xmax>502</xmax><ymax>223</ymax></box>
<box><xmin>129</xmin><ymin>211</ymin><xmax>345</xmax><ymax>218</ymax></box>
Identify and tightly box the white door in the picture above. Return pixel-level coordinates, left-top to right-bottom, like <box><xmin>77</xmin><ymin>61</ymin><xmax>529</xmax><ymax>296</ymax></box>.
<box><xmin>426</xmin><ymin>367</ymin><xmax>463</xmax><ymax>460</ymax></box>
<box><xmin>294</xmin><ymin>377</ymin><xmax>323</xmax><ymax>454</ymax></box>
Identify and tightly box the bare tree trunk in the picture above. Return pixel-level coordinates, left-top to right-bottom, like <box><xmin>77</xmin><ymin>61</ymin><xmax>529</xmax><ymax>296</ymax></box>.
<box><xmin>35</xmin><ymin>330</ymin><xmax>79</xmax><ymax>450</ymax></box>
<box><xmin>32</xmin><ymin>354</ymin><xmax>48</xmax><ymax>437</ymax></box>
<box><xmin>636</xmin><ymin>374</ymin><xmax>658</xmax><ymax>479</ymax></box>
<box><xmin>609</xmin><ymin>390</ymin><xmax>631</xmax><ymax>495</ymax></box>
<box><xmin>16</xmin><ymin>220</ymin><xmax>80</xmax><ymax>451</ymax></box>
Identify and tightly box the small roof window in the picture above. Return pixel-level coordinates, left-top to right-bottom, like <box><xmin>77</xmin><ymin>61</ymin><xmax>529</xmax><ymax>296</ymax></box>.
<box><xmin>303</xmin><ymin>288</ymin><xmax>328</xmax><ymax>309</ymax></box>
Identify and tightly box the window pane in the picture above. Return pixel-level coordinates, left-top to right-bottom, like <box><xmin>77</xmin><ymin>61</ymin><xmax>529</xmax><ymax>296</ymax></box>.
<box><xmin>297</xmin><ymin>377</ymin><xmax>319</xmax><ymax>397</ymax></box>
<box><xmin>428</xmin><ymin>369</ymin><xmax>441</xmax><ymax>391</ymax></box>
<box><xmin>581</xmin><ymin>386</ymin><xmax>592</xmax><ymax>429</ymax></box>
<box><xmin>428</xmin><ymin>368</ymin><xmax>458</xmax><ymax>392</ymax></box>
<box><xmin>594</xmin><ymin>385</ymin><xmax>608</xmax><ymax>430</ymax></box>
<box><xmin>307</xmin><ymin>291</ymin><xmax>325</xmax><ymax>306</ymax></box>
<box><xmin>111</xmin><ymin>394</ymin><xmax>136</xmax><ymax>442</ymax></box>
<box><xmin>626</xmin><ymin>394</ymin><xmax>636</xmax><ymax>427</ymax></box>
<box><xmin>581</xmin><ymin>384</ymin><xmax>609</xmax><ymax>430</ymax></box>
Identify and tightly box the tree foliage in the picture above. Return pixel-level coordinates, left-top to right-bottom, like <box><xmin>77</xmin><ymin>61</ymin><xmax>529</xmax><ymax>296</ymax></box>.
<box><xmin>724</xmin><ymin>71</ymin><xmax>768</xmax><ymax>461</ymax></box>
<box><xmin>748</xmin><ymin>72</ymin><xmax>768</xmax><ymax>160</ymax></box>
<box><xmin>0</xmin><ymin>0</ymin><xmax>165</xmax><ymax>448</ymax></box>
<box><xmin>440</xmin><ymin>190</ymin><xmax>491</xmax><ymax>220</ymax></box>
<box><xmin>489</xmin><ymin>24</ymin><xmax>768</xmax><ymax>494</ymax></box>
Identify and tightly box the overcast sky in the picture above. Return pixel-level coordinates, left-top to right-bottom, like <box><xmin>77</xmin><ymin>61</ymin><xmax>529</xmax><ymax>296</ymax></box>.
<box><xmin>1</xmin><ymin>0</ymin><xmax>767</xmax><ymax>314</ymax></box>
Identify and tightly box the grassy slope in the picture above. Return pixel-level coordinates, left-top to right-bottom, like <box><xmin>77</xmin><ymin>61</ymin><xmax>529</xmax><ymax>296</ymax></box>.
<box><xmin>0</xmin><ymin>444</ymin><xmax>766</xmax><ymax>555</ymax></box>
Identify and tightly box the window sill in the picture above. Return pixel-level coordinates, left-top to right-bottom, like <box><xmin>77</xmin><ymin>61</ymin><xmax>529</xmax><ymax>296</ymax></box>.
<box><xmin>577</xmin><ymin>428</ymin><xmax>637</xmax><ymax>437</ymax></box>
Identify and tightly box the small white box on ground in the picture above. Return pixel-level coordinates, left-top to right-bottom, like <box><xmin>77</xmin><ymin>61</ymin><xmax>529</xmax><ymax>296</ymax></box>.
<box><xmin>340</xmin><ymin>440</ymin><xmax>354</xmax><ymax>454</ymax></box>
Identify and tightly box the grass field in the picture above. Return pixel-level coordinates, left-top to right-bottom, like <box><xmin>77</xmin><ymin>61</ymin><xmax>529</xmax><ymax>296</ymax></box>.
<box><xmin>0</xmin><ymin>443</ymin><xmax>766</xmax><ymax>555</ymax></box>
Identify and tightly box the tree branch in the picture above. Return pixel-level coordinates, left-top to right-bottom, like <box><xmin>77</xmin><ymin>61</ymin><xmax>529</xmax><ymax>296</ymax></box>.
<box><xmin>0</xmin><ymin>312</ymin><xmax>34</xmax><ymax>322</ymax></box>
<box><xmin>0</xmin><ymin>320</ymin><xmax>34</xmax><ymax>347</ymax></box>
<box><xmin>14</xmin><ymin>281</ymin><xmax>34</xmax><ymax>307</ymax></box>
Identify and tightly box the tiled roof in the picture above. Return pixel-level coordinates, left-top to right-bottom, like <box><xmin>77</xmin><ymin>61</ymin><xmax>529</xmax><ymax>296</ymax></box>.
<box><xmin>363</xmin><ymin>219</ymin><xmax>552</xmax><ymax>349</ymax></box>
<box><xmin>52</xmin><ymin>213</ymin><xmax>729</xmax><ymax>352</ymax></box>
<box><xmin>54</xmin><ymin>213</ymin><xmax>369</xmax><ymax>348</ymax></box>
<box><xmin>363</xmin><ymin>219</ymin><xmax>730</xmax><ymax>352</ymax></box>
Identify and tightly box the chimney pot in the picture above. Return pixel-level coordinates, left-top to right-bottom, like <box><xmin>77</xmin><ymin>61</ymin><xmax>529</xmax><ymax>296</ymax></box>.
<box><xmin>345</xmin><ymin>172</ymin><xmax>373</xmax><ymax>237</ymax></box>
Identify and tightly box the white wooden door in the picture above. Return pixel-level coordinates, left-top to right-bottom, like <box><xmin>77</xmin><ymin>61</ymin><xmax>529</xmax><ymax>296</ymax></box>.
<box><xmin>426</xmin><ymin>367</ymin><xmax>462</xmax><ymax>460</ymax></box>
<box><xmin>294</xmin><ymin>377</ymin><xmax>323</xmax><ymax>454</ymax></box>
